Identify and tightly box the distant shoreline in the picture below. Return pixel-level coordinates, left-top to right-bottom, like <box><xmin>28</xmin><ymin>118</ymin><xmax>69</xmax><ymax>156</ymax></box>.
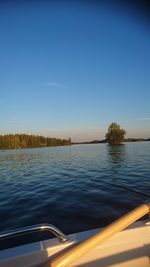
<box><xmin>0</xmin><ymin>140</ymin><xmax>150</xmax><ymax>151</ymax></box>
<box><xmin>0</xmin><ymin>144</ymin><xmax>72</xmax><ymax>151</ymax></box>
<box><xmin>73</xmin><ymin>138</ymin><xmax>150</xmax><ymax>145</ymax></box>
<box><xmin>0</xmin><ymin>135</ymin><xmax>150</xmax><ymax>151</ymax></box>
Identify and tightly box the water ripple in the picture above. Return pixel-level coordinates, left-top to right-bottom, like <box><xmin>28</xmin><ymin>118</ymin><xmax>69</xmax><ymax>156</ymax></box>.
<box><xmin>0</xmin><ymin>143</ymin><xmax>150</xmax><ymax>236</ymax></box>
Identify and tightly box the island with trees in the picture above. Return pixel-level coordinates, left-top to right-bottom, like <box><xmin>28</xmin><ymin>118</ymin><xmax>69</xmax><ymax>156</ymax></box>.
<box><xmin>105</xmin><ymin>122</ymin><xmax>126</xmax><ymax>145</ymax></box>
<box><xmin>0</xmin><ymin>134</ymin><xmax>71</xmax><ymax>150</ymax></box>
<box><xmin>73</xmin><ymin>122</ymin><xmax>150</xmax><ymax>145</ymax></box>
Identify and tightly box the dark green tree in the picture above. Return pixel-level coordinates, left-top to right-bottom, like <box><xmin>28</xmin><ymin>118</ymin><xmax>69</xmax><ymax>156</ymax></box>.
<box><xmin>0</xmin><ymin>134</ymin><xmax>72</xmax><ymax>150</ymax></box>
<box><xmin>105</xmin><ymin>122</ymin><xmax>126</xmax><ymax>145</ymax></box>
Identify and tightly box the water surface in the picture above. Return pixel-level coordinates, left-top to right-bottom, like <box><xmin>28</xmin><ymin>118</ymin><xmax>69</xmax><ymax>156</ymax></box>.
<box><xmin>0</xmin><ymin>142</ymin><xmax>150</xmax><ymax>238</ymax></box>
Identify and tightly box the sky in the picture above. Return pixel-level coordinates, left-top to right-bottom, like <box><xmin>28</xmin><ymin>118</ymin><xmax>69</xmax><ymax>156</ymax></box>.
<box><xmin>0</xmin><ymin>1</ymin><xmax>150</xmax><ymax>142</ymax></box>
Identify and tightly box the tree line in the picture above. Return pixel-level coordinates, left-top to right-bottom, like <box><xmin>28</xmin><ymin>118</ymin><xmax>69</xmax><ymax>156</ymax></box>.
<box><xmin>0</xmin><ymin>134</ymin><xmax>71</xmax><ymax>150</ymax></box>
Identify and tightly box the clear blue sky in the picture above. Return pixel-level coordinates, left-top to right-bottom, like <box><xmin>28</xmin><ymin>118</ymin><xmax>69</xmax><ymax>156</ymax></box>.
<box><xmin>0</xmin><ymin>1</ymin><xmax>150</xmax><ymax>141</ymax></box>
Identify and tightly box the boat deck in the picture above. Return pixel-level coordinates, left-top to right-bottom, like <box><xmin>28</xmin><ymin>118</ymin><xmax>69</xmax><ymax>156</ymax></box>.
<box><xmin>0</xmin><ymin>221</ymin><xmax>150</xmax><ymax>267</ymax></box>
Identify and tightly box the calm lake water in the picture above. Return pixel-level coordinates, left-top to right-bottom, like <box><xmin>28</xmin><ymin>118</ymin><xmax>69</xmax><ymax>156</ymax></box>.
<box><xmin>0</xmin><ymin>142</ymin><xmax>150</xmax><ymax>243</ymax></box>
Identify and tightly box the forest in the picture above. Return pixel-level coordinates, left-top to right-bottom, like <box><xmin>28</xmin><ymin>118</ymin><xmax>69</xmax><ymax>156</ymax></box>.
<box><xmin>0</xmin><ymin>134</ymin><xmax>71</xmax><ymax>150</ymax></box>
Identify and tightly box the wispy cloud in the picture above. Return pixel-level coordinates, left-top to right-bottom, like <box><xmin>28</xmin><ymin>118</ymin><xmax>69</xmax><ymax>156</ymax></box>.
<box><xmin>41</xmin><ymin>81</ymin><xmax>65</xmax><ymax>88</ymax></box>
<box><xmin>138</xmin><ymin>117</ymin><xmax>150</xmax><ymax>121</ymax></box>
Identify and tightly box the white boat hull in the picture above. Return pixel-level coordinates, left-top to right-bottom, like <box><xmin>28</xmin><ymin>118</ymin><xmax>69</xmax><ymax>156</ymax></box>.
<box><xmin>0</xmin><ymin>221</ymin><xmax>150</xmax><ymax>267</ymax></box>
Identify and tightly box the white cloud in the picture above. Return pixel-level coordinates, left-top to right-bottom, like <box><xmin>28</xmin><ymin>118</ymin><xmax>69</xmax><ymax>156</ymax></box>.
<box><xmin>41</xmin><ymin>81</ymin><xmax>65</xmax><ymax>88</ymax></box>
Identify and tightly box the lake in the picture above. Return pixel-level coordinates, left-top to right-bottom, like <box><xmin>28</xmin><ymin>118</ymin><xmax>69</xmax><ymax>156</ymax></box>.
<box><xmin>0</xmin><ymin>142</ymin><xmax>150</xmax><ymax>246</ymax></box>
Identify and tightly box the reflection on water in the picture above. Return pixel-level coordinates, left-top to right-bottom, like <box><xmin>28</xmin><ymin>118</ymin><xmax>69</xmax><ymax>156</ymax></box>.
<box><xmin>107</xmin><ymin>144</ymin><xmax>126</xmax><ymax>164</ymax></box>
<box><xmin>0</xmin><ymin>143</ymin><xmax>150</xmax><ymax>238</ymax></box>
<box><xmin>107</xmin><ymin>144</ymin><xmax>126</xmax><ymax>176</ymax></box>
